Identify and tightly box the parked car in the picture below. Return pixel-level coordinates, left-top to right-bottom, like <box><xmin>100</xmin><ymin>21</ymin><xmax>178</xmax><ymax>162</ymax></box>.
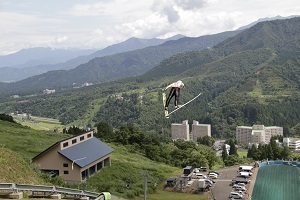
<box><xmin>209</xmin><ymin>170</ymin><xmax>219</xmax><ymax>175</ymax></box>
<box><xmin>233</xmin><ymin>185</ymin><xmax>247</xmax><ymax>191</ymax></box>
<box><xmin>235</xmin><ymin>182</ymin><xmax>247</xmax><ymax>187</ymax></box>
<box><xmin>229</xmin><ymin>191</ymin><xmax>244</xmax><ymax>199</ymax></box>
<box><xmin>208</xmin><ymin>173</ymin><xmax>218</xmax><ymax>179</ymax></box>
<box><xmin>205</xmin><ymin>179</ymin><xmax>214</xmax><ymax>185</ymax></box>
<box><xmin>195</xmin><ymin>173</ymin><xmax>207</xmax><ymax>179</ymax></box>
<box><xmin>193</xmin><ymin>168</ymin><xmax>200</xmax><ymax>173</ymax></box>
<box><xmin>232</xmin><ymin>183</ymin><xmax>247</xmax><ymax>189</ymax></box>
<box><xmin>236</xmin><ymin>190</ymin><xmax>246</xmax><ymax>196</ymax></box>
<box><xmin>200</xmin><ymin>166</ymin><xmax>207</xmax><ymax>171</ymax></box>
<box><xmin>208</xmin><ymin>172</ymin><xmax>219</xmax><ymax>177</ymax></box>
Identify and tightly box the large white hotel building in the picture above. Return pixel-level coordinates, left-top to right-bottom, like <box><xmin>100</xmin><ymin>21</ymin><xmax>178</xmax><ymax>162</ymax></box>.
<box><xmin>236</xmin><ymin>125</ymin><xmax>283</xmax><ymax>145</ymax></box>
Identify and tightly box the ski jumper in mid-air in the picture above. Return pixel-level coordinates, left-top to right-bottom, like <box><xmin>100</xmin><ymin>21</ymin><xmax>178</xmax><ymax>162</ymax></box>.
<box><xmin>164</xmin><ymin>80</ymin><xmax>185</xmax><ymax>111</ymax></box>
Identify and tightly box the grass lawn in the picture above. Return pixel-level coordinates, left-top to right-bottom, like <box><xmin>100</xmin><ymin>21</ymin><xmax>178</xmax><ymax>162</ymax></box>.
<box><xmin>237</xmin><ymin>149</ymin><xmax>248</xmax><ymax>158</ymax></box>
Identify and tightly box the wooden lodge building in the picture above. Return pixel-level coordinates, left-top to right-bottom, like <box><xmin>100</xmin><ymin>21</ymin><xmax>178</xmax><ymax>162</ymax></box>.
<box><xmin>32</xmin><ymin>131</ymin><xmax>114</xmax><ymax>183</ymax></box>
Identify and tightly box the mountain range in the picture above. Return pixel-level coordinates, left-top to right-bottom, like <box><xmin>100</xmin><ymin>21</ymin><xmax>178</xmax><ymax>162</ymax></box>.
<box><xmin>0</xmin><ymin>31</ymin><xmax>241</xmax><ymax>93</ymax></box>
<box><xmin>0</xmin><ymin>35</ymin><xmax>184</xmax><ymax>83</ymax></box>
<box><xmin>0</xmin><ymin>17</ymin><xmax>299</xmax><ymax>138</ymax></box>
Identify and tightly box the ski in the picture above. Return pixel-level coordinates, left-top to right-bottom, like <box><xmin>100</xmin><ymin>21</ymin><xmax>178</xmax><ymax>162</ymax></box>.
<box><xmin>167</xmin><ymin>93</ymin><xmax>202</xmax><ymax>117</ymax></box>
<box><xmin>162</xmin><ymin>92</ymin><xmax>169</xmax><ymax>118</ymax></box>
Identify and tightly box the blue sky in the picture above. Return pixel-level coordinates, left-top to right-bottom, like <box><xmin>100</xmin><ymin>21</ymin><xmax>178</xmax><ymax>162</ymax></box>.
<box><xmin>0</xmin><ymin>0</ymin><xmax>299</xmax><ymax>55</ymax></box>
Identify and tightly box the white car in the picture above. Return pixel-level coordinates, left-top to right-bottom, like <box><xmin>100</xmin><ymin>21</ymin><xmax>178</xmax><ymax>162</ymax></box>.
<box><xmin>235</xmin><ymin>182</ymin><xmax>247</xmax><ymax>187</ymax></box>
<box><xmin>195</xmin><ymin>173</ymin><xmax>207</xmax><ymax>179</ymax></box>
<box><xmin>229</xmin><ymin>192</ymin><xmax>244</xmax><ymax>199</ymax></box>
<box><xmin>233</xmin><ymin>185</ymin><xmax>247</xmax><ymax>191</ymax></box>
<box><xmin>208</xmin><ymin>173</ymin><xmax>218</xmax><ymax>179</ymax></box>
<box><xmin>208</xmin><ymin>172</ymin><xmax>218</xmax><ymax>177</ymax></box>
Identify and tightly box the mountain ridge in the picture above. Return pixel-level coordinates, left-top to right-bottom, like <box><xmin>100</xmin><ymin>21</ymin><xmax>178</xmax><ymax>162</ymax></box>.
<box><xmin>0</xmin><ymin>30</ymin><xmax>241</xmax><ymax>93</ymax></box>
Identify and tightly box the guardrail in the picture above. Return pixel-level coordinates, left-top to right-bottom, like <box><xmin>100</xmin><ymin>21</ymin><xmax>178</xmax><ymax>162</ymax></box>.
<box><xmin>0</xmin><ymin>183</ymin><xmax>101</xmax><ymax>199</ymax></box>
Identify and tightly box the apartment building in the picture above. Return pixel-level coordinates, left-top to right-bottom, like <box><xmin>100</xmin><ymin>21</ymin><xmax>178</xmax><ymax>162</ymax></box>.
<box><xmin>171</xmin><ymin>120</ymin><xmax>190</xmax><ymax>141</ymax></box>
<box><xmin>283</xmin><ymin>137</ymin><xmax>300</xmax><ymax>151</ymax></box>
<box><xmin>236</xmin><ymin>125</ymin><xmax>283</xmax><ymax>145</ymax></box>
<box><xmin>171</xmin><ymin>120</ymin><xmax>211</xmax><ymax>141</ymax></box>
<box><xmin>191</xmin><ymin>120</ymin><xmax>211</xmax><ymax>141</ymax></box>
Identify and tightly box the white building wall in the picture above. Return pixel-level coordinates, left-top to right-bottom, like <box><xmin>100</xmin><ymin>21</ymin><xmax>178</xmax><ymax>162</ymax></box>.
<box><xmin>236</xmin><ymin>125</ymin><xmax>283</xmax><ymax>145</ymax></box>
<box><xmin>283</xmin><ymin>137</ymin><xmax>300</xmax><ymax>150</ymax></box>
<box><xmin>191</xmin><ymin>120</ymin><xmax>211</xmax><ymax>141</ymax></box>
<box><xmin>171</xmin><ymin>120</ymin><xmax>189</xmax><ymax>141</ymax></box>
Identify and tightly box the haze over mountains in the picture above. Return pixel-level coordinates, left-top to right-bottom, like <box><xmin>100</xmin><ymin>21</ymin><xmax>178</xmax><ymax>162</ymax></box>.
<box><xmin>0</xmin><ymin>35</ymin><xmax>184</xmax><ymax>83</ymax></box>
<box><xmin>0</xmin><ymin>31</ymin><xmax>242</xmax><ymax>93</ymax></box>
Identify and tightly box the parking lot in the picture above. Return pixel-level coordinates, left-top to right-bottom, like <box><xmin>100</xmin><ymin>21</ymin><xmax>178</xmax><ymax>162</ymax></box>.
<box><xmin>210</xmin><ymin>164</ymin><xmax>257</xmax><ymax>200</ymax></box>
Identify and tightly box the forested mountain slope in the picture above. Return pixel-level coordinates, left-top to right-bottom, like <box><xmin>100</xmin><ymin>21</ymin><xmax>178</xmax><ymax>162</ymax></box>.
<box><xmin>0</xmin><ymin>31</ymin><xmax>241</xmax><ymax>93</ymax></box>
<box><xmin>1</xmin><ymin>17</ymin><xmax>300</xmax><ymax>138</ymax></box>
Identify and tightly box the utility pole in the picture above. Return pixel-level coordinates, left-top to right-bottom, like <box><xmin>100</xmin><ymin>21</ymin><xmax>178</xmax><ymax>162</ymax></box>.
<box><xmin>144</xmin><ymin>174</ymin><xmax>147</xmax><ymax>200</ymax></box>
<box><xmin>141</xmin><ymin>172</ymin><xmax>148</xmax><ymax>200</ymax></box>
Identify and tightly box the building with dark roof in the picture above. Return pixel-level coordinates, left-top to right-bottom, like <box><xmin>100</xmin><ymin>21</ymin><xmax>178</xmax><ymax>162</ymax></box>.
<box><xmin>32</xmin><ymin>131</ymin><xmax>114</xmax><ymax>183</ymax></box>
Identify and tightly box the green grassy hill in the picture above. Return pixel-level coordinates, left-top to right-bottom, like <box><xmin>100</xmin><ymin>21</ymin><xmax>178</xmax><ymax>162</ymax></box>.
<box><xmin>0</xmin><ymin>147</ymin><xmax>46</xmax><ymax>184</ymax></box>
<box><xmin>0</xmin><ymin>120</ymin><xmax>213</xmax><ymax>199</ymax></box>
<box><xmin>0</xmin><ymin>120</ymin><xmax>69</xmax><ymax>160</ymax></box>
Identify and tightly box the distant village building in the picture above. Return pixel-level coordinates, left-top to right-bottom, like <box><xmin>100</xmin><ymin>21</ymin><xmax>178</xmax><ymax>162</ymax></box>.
<box><xmin>171</xmin><ymin>120</ymin><xmax>211</xmax><ymax>141</ymax></box>
<box><xmin>32</xmin><ymin>131</ymin><xmax>114</xmax><ymax>183</ymax></box>
<box><xmin>83</xmin><ymin>82</ymin><xmax>93</xmax><ymax>87</ymax></box>
<box><xmin>191</xmin><ymin>120</ymin><xmax>211</xmax><ymax>141</ymax></box>
<box><xmin>171</xmin><ymin>120</ymin><xmax>190</xmax><ymax>141</ymax></box>
<box><xmin>115</xmin><ymin>93</ymin><xmax>123</xmax><ymax>100</ymax></box>
<box><xmin>12</xmin><ymin>95</ymin><xmax>20</xmax><ymax>98</ymax></box>
<box><xmin>236</xmin><ymin>125</ymin><xmax>283</xmax><ymax>145</ymax></box>
<box><xmin>283</xmin><ymin>137</ymin><xmax>300</xmax><ymax>151</ymax></box>
<box><xmin>43</xmin><ymin>89</ymin><xmax>56</xmax><ymax>94</ymax></box>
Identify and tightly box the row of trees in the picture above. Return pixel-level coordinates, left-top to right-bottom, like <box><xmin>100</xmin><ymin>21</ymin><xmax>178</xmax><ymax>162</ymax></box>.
<box><xmin>0</xmin><ymin>113</ymin><xmax>16</xmax><ymax>123</ymax></box>
<box><xmin>220</xmin><ymin>139</ymin><xmax>251</xmax><ymax>166</ymax></box>
<box><xmin>247</xmin><ymin>137</ymin><xmax>292</xmax><ymax>161</ymax></box>
<box><xmin>96</xmin><ymin>122</ymin><xmax>221</xmax><ymax>169</ymax></box>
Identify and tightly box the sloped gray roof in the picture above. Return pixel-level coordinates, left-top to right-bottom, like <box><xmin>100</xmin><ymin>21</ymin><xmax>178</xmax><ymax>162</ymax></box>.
<box><xmin>58</xmin><ymin>137</ymin><xmax>114</xmax><ymax>168</ymax></box>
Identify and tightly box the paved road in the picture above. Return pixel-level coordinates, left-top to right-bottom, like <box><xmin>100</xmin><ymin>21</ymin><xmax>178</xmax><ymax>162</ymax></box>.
<box><xmin>211</xmin><ymin>164</ymin><xmax>257</xmax><ymax>200</ymax></box>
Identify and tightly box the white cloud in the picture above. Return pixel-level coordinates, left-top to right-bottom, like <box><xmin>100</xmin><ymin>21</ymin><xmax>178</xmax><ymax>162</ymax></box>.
<box><xmin>70</xmin><ymin>3</ymin><xmax>106</xmax><ymax>17</ymax></box>
<box><xmin>174</xmin><ymin>0</ymin><xmax>208</xmax><ymax>10</ymax></box>
<box><xmin>0</xmin><ymin>0</ymin><xmax>300</xmax><ymax>55</ymax></box>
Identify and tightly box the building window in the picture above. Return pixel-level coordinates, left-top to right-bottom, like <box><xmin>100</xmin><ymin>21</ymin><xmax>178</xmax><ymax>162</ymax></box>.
<box><xmin>63</xmin><ymin>163</ymin><xmax>68</xmax><ymax>167</ymax></box>
<box><xmin>63</xmin><ymin>142</ymin><xmax>68</xmax><ymax>147</ymax></box>
<box><xmin>72</xmin><ymin>139</ymin><xmax>77</xmax><ymax>144</ymax></box>
<box><xmin>80</xmin><ymin>136</ymin><xmax>84</xmax><ymax>141</ymax></box>
<box><xmin>87</xmin><ymin>133</ymin><xmax>92</xmax><ymax>138</ymax></box>
<box><xmin>64</xmin><ymin>171</ymin><xmax>69</xmax><ymax>174</ymax></box>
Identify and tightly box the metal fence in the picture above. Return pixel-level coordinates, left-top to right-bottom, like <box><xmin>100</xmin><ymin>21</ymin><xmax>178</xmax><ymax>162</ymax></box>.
<box><xmin>0</xmin><ymin>183</ymin><xmax>100</xmax><ymax>199</ymax></box>
<box><xmin>259</xmin><ymin>160</ymin><xmax>300</xmax><ymax>167</ymax></box>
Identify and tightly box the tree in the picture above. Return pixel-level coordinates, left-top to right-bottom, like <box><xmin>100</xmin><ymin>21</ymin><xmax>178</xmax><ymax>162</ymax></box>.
<box><xmin>221</xmin><ymin>144</ymin><xmax>228</xmax><ymax>161</ymax></box>
<box><xmin>251</xmin><ymin>144</ymin><xmax>260</xmax><ymax>161</ymax></box>
<box><xmin>224</xmin><ymin>155</ymin><xmax>239</xmax><ymax>166</ymax></box>
<box><xmin>270</xmin><ymin>137</ymin><xmax>282</xmax><ymax>159</ymax></box>
<box><xmin>258</xmin><ymin>144</ymin><xmax>267</xmax><ymax>160</ymax></box>
<box><xmin>229</xmin><ymin>139</ymin><xmax>238</xmax><ymax>156</ymax></box>
<box><xmin>281</xmin><ymin>145</ymin><xmax>291</xmax><ymax>159</ymax></box>
<box><xmin>96</xmin><ymin>122</ymin><xmax>113</xmax><ymax>139</ymax></box>
<box><xmin>0</xmin><ymin>113</ymin><xmax>16</xmax><ymax>123</ymax></box>
<box><xmin>197</xmin><ymin>136</ymin><xmax>215</xmax><ymax>147</ymax></box>
<box><xmin>266</xmin><ymin>144</ymin><xmax>274</xmax><ymax>160</ymax></box>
